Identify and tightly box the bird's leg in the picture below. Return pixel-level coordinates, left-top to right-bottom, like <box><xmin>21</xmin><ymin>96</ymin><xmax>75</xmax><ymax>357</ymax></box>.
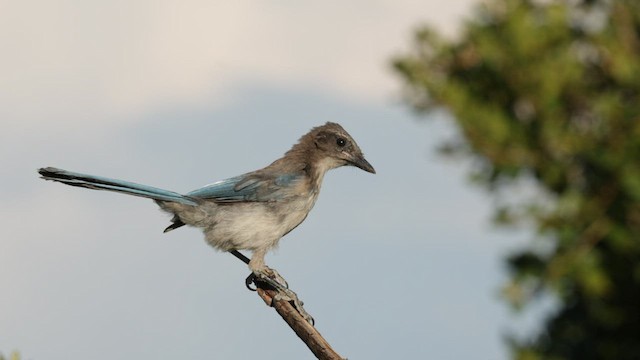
<box><xmin>247</xmin><ymin>248</ymin><xmax>289</xmax><ymax>289</ymax></box>
<box><xmin>240</xmin><ymin>249</ymin><xmax>314</xmax><ymax>325</ymax></box>
<box><xmin>229</xmin><ymin>250</ymin><xmax>287</xmax><ymax>290</ymax></box>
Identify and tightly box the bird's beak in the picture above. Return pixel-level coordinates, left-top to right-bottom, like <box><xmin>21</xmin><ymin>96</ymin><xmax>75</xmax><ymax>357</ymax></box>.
<box><xmin>349</xmin><ymin>154</ymin><xmax>376</xmax><ymax>174</ymax></box>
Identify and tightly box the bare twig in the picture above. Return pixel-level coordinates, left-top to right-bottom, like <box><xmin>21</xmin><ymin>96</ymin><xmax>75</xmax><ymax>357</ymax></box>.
<box><xmin>256</xmin><ymin>286</ymin><xmax>346</xmax><ymax>360</ymax></box>
<box><xmin>229</xmin><ymin>250</ymin><xmax>346</xmax><ymax>360</ymax></box>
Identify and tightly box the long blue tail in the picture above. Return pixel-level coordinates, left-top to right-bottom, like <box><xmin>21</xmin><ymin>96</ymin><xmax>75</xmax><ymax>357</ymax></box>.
<box><xmin>38</xmin><ymin>167</ymin><xmax>199</xmax><ymax>206</ymax></box>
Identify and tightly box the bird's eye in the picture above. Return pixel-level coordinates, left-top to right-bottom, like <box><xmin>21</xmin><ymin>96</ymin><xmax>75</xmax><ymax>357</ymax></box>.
<box><xmin>336</xmin><ymin>137</ymin><xmax>346</xmax><ymax>147</ymax></box>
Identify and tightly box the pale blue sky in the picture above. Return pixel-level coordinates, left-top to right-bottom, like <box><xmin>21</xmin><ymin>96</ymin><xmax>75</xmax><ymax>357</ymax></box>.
<box><xmin>1</xmin><ymin>1</ymin><xmax>547</xmax><ymax>359</ymax></box>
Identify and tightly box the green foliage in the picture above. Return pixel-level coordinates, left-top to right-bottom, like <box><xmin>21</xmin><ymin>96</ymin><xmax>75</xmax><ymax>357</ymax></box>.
<box><xmin>394</xmin><ymin>0</ymin><xmax>640</xmax><ymax>359</ymax></box>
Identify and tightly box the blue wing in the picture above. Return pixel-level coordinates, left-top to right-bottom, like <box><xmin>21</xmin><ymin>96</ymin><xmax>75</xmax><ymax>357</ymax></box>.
<box><xmin>187</xmin><ymin>172</ymin><xmax>304</xmax><ymax>203</ymax></box>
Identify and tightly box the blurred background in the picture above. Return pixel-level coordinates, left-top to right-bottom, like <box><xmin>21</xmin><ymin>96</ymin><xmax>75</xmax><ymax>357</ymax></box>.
<box><xmin>2</xmin><ymin>1</ymin><xmax>639</xmax><ymax>359</ymax></box>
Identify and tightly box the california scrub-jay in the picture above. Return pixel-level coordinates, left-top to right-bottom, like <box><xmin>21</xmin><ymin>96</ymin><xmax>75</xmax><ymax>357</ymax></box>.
<box><xmin>38</xmin><ymin>122</ymin><xmax>375</xmax><ymax>285</ymax></box>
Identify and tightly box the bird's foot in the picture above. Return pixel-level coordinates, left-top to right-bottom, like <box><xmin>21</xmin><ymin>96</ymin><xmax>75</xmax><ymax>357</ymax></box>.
<box><xmin>272</xmin><ymin>289</ymin><xmax>315</xmax><ymax>326</ymax></box>
<box><xmin>245</xmin><ymin>267</ymin><xmax>288</xmax><ymax>291</ymax></box>
<box><xmin>245</xmin><ymin>268</ymin><xmax>314</xmax><ymax>325</ymax></box>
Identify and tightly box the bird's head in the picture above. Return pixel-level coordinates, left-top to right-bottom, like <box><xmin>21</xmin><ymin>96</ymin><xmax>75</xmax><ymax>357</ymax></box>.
<box><xmin>300</xmin><ymin>122</ymin><xmax>376</xmax><ymax>174</ymax></box>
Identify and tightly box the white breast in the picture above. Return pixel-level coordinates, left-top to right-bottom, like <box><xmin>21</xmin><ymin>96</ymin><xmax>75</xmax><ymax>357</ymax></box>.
<box><xmin>202</xmin><ymin>190</ymin><xmax>320</xmax><ymax>252</ymax></box>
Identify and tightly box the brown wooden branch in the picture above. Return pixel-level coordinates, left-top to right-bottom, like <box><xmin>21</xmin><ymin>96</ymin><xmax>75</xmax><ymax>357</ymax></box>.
<box><xmin>255</xmin><ymin>285</ymin><xmax>346</xmax><ymax>360</ymax></box>
<box><xmin>229</xmin><ymin>250</ymin><xmax>345</xmax><ymax>360</ymax></box>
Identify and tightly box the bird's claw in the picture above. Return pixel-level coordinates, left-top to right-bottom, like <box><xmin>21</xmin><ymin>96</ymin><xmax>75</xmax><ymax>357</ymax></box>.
<box><xmin>273</xmin><ymin>290</ymin><xmax>315</xmax><ymax>326</ymax></box>
<box><xmin>245</xmin><ymin>273</ymin><xmax>258</xmax><ymax>291</ymax></box>
<box><xmin>245</xmin><ymin>269</ymin><xmax>314</xmax><ymax>325</ymax></box>
<box><xmin>245</xmin><ymin>267</ymin><xmax>288</xmax><ymax>291</ymax></box>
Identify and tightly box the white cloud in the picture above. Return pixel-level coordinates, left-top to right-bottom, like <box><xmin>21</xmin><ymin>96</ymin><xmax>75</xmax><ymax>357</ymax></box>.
<box><xmin>1</xmin><ymin>0</ymin><xmax>478</xmax><ymax>135</ymax></box>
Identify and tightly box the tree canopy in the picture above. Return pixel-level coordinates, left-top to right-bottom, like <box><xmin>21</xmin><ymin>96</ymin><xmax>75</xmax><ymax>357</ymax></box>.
<box><xmin>394</xmin><ymin>0</ymin><xmax>640</xmax><ymax>359</ymax></box>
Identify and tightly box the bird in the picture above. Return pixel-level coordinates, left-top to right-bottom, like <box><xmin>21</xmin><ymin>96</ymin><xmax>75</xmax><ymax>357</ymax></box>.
<box><xmin>38</xmin><ymin>122</ymin><xmax>375</xmax><ymax>286</ymax></box>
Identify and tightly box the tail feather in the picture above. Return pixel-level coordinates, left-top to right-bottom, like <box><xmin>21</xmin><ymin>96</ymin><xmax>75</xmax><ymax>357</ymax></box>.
<box><xmin>38</xmin><ymin>167</ymin><xmax>198</xmax><ymax>206</ymax></box>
